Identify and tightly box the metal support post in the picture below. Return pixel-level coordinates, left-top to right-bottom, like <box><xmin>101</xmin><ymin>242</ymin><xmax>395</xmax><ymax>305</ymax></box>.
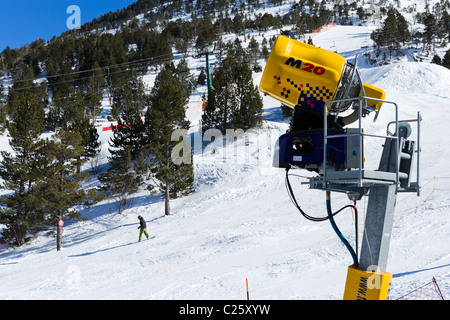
<box><xmin>359</xmin><ymin>184</ymin><xmax>397</xmax><ymax>273</ymax></box>
<box><xmin>205</xmin><ymin>52</ymin><xmax>212</xmax><ymax>97</ymax></box>
<box><xmin>194</xmin><ymin>43</ymin><xmax>216</xmax><ymax>98</ymax></box>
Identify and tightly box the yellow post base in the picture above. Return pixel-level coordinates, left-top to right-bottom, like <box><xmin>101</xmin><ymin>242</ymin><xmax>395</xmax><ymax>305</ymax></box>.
<box><xmin>343</xmin><ymin>265</ymin><xmax>392</xmax><ymax>300</ymax></box>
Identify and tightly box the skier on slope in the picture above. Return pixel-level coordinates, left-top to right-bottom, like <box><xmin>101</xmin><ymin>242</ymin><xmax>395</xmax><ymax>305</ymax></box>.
<box><xmin>138</xmin><ymin>215</ymin><xmax>149</xmax><ymax>241</ymax></box>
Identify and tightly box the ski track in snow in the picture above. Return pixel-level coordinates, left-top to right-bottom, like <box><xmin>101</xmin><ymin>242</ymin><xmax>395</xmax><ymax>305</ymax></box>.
<box><xmin>1</xmin><ymin>20</ymin><xmax>450</xmax><ymax>300</ymax></box>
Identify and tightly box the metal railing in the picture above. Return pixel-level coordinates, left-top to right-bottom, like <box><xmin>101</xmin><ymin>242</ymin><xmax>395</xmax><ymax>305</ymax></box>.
<box><xmin>386</xmin><ymin>112</ymin><xmax>422</xmax><ymax>196</ymax></box>
<box><xmin>322</xmin><ymin>96</ymin><xmax>400</xmax><ymax>189</ymax></box>
<box><xmin>321</xmin><ymin>95</ymin><xmax>421</xmax><ymax>196</ymax></box>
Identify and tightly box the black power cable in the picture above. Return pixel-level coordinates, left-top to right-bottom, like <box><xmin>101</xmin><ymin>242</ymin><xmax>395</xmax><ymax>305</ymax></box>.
<box><xmin>285</xmin><ymin>167</ymin><xmax>354</xmax><ymax>222</ymax></box>
<box><xmin>285</xmin><ymin>167</ymin><xmax>359</xmax><ymax>266</ymax></box>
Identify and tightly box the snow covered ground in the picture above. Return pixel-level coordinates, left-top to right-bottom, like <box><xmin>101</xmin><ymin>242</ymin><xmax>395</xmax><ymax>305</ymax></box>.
<box><xmin>1</xmin><ymin>23</ymin><xmax>449</xmax><ymax>300</ymax></box>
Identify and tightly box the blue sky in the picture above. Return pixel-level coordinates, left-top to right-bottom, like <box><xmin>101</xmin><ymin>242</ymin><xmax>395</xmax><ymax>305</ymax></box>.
<box><xmin>0</xmin><ymin>0</ymin><xmax>137</xmax><ymax>51</ymax></box>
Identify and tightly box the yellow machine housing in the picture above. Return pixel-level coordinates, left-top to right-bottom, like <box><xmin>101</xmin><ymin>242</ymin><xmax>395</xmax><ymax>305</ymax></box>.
<box><xmin>343</xmin><ymin>265</ymin><xmax>392</xmax><ymax>300</ymax></box>
<box><xmin>259</xmin><ymin>35</ymin><xmax>385</xmax><ymax>117</ymax></box>
<box><xmin>360</xmin><ymin>83</ymin><xmax>386</xmax><ymax>110</ymax></box>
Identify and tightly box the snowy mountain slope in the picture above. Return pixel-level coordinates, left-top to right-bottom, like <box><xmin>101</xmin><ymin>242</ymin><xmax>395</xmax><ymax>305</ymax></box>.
<box><xmin>1</xmin><ymin>22</ymin><xmax>450</xmax><ymax>300</ymax></box>
<box><xmin>312</xmin><ymin>25</ymin><xmax>378</xmax><ymax>59</ymax></box>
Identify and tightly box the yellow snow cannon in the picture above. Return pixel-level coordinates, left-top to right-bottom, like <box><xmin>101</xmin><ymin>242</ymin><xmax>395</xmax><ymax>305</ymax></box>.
<box><xmin>259</xmin><ymin>35</ymin><xmax>385</xmax><ymax>127</ymax></box>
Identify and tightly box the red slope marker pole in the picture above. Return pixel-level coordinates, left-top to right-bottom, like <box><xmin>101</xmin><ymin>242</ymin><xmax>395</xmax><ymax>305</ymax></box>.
<box><xmin>246</xmin><ymin>278</ymin><xmax>249</xmax><ymax>300</ymax></box>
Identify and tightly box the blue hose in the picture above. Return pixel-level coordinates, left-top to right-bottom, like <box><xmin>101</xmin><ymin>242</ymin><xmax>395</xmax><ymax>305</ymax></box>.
<box><xmin>326</xmin><ymin>192</ymin><xmax>358</xmax><ymax>266</ymax></box>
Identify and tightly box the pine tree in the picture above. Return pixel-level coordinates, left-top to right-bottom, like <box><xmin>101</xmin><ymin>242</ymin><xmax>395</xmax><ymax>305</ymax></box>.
<box><xmin>111</xmin><ymin>76</ymin><xmax>147</xmax><ymax>120</ymax></box>
<box><xmin>198</xmin><ymin>69</ymin><xmax>207</xmax><ymax>86</ymax></box>
<box><xmin>82</xmin><ymin>89</ymin><xmax>103</xmax><ymax>122</ymax></box>
<box><xmin>227</xmin><ymin>38</ymin><xmax>245</xmax><ymax>63</ymax></box>
<box><xmin>441</xmin><ymin>11</ymin><xmax>450</xmax><ymax>44</ymax></box>
<box><xmin>136</xmin><ymin>30</ymin><xmax>173</xmax><ymax>72</ymax></box>
<box><xmin>0</xmin><ymin>82</ymin><xmax>6</xmax><ymax>133</ymax></box>
<box><xmin>371</xmin><ymin>8</ymin><xmax>410</xmax><ymax>50</ymax></box>
<box><xmin>372</xmin><ymin>9</ymin><xmax>398</xmax><ymax>49</ymax></box>
<box><xmin>432</xmin><ymin>54</ymin><xmax>442</xmax><ymax>65</ymax></box>
<box><xmin>0</xmin><ymin>92</ymin><xmax>45</xmax><ymax>245</ymax></box>
<box><xmin>442</xmin><ymin>48</ymin><xmax>450</xmax><ymax>69</ymax></box>
<box><xmin>175</xmin><ymin>58</ymin><xmax>196</xmax><ymax>94</ymax></box>
<box><xmin>202</xmin><ymin>56</ymin><xmax>263</xmax><ymax>133</ymax></box>
<box><xmin>247</xmin><ymin>36</ymin><xmax>260</xmax><ymax>61</ymax></box>
<box><xmin>38</xmin><ymin>130</ymin><xmax>89</xmax><ymax>251</ymax></box>
<box><xmin>395</xmin><ymin>10</ymin><xmax>411</xmax><ymax>45</ymax></box>
<box><xmin>98</xmin><ymin>106</ymin><xmax>145</xmax><ymax>214</ymax></box>
<box><xmin>98</xmin><ymin>146</ymin><xmax>143</xmax><ymax>214</ymax></box>
<box><xmin>195</xmin><ymin>14</ymin><xmax>216</xmax><ymax>48</ymax></box>
<box><xmin>7</xmin><ymin>66</ymin><xmax>48</xmax><ymax>119</ymax></box>
<box><xmin>424</xmin><ymin>12</ymin><xmax>437</xmax><ymax>47</ymax></box>
<box><xmin>144</xmin><ymin>64</ymin><xmax>193</xmax><ymax>216</ymax></box>
<box><xmin>109</xmin><ymin>106</ymin><xmax>146</xmax><ymax>162</ymax></box>
<box><xmin>65</xmin><ymin>116</ymin><xmax>100</xmax><ymax>172</ymax></box>
<box><xmin>49</xmin><ymin>62</ymin><xmax>80</xmax><ymax>129</ymax></box>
